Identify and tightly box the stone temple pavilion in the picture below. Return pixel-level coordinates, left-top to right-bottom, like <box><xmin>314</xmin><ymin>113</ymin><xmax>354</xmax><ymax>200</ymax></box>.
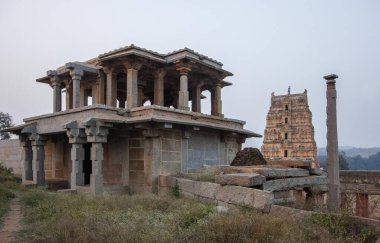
<box><xmin>4</xmin><ymin>45</ymin><xmax>260</xmax><ymax>195</ymax></box>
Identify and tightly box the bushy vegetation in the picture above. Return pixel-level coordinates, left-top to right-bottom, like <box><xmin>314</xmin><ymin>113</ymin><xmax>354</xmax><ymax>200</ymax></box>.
<box><xmin>0</xmin><ymin>163</ymin><xmax>19</xmax><ymax>225</ymax></box>
<box><xmin>17</xmin><ymin>189</ymin><xmax>378</xmax><ymax>243</ymax></box>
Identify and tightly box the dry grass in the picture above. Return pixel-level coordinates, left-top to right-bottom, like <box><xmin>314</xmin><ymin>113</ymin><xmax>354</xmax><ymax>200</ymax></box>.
<box><xmin>16</xmin><ymin>188</ymin><xmax>379</xmax><ymax>243</ymax></box>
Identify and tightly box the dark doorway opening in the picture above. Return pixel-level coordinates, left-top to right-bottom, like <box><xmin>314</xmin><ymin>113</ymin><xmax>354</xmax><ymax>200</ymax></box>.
<box><xmin>83</xmin><ymin>143</ymin><xmax>92</xmax><ymax>185</ymax></box>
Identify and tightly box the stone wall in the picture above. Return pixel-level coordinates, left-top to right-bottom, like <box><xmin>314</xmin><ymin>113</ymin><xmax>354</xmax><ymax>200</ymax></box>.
<box><xmin>340</xmin><ymin>170</ymin><xmax>380</xmax><ymax>220</ymax></box>
<box><xmin>0</xmin><ymin>139</ymin><xmax>22</xmax><ymax>176</ymax></box>
<box><xmin>186</xmin><ymin>130</ymin><xmax>225</xmax><ymax>171</ymax></box>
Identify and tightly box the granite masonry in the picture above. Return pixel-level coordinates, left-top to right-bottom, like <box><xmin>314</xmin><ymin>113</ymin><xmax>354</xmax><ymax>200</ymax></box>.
<box><xmin>2</xmin><ymin>45</ymin><xmax>261</xmax><ymax>195</ymax></box>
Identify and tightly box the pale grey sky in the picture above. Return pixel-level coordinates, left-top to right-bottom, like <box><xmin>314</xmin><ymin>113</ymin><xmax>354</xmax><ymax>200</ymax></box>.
<box><xmin>0</xmin><ymin>0</ymin><xmax>379</xmax><ymax>148</ymax></box>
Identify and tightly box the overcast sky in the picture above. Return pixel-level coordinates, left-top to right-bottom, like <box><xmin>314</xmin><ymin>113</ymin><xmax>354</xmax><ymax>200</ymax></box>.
<box><xmin>0</xmin><ymin>0</ymin><xmax>379</xmax><ymax>148</ymax></box>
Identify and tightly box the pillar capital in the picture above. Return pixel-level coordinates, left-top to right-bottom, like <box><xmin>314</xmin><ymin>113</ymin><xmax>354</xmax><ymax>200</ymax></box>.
<box><xmin>29</xmin><ymin>133</ymin><xmax>47</xmax><ymax>146</ymax></box>
<box><xmin>83</xmin><ymin>119</ymin><xmax>112</xmax><ymax>143</ymax></box>
<box><xmin>176</xmin><ymin>67</ymin><xmax>191</xmax><ymax>76</ymax></box>
<box><xmin>154</xmin><ymin>68</ymin><xmax>167</xmax><ymax>79</ymax></box>
<box><xmin>102</xmin><ymin>66</ymin><xmax>114</xmax><ymax>74</ymax></box>
<box><xmin>124</xmin><ymin>61</ymin><xmax>143</xmax><ymax>71</ymax></box>
<box><xmin>323</xmin><ymin>74</ymin><xmax>338</xmax><ymax>85</ymax></box>
<box><xmin>63</xmin><ymin>121</ymin><xmax>86</xmax><ymax>144</ymax></box>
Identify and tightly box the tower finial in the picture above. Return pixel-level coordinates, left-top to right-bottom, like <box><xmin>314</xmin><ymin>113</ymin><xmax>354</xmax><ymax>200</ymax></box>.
<box><xmin>288</xmin><ymin>86</ymin><xmax>291</xmax><ymax>95</ymax></box>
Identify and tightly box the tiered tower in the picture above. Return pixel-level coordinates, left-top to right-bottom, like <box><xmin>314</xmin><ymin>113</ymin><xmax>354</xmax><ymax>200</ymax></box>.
<box><xmin>261</xmin><ymin>88</ymin><xmax>318</xmax><ymax>166</ymax></box>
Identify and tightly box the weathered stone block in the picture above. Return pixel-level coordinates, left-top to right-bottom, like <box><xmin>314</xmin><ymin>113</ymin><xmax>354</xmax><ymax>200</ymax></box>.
<box><xmin>215</xmin><ymin>185</ymin><xmax>273</xmax><ymax>211</ymax></box>
<box><xmin>215</xmin><ymin>173</ymin><xmax>265</xmax><ymax>187</ymax></box>
<box><xmin>263</xmin><ymin>176</ymin><xmax>328</xmax><ymax>191</ymax></box>
<box><xmin>250</xmin><ymin>167</ymin><xmax>310</xmax><ymax>178</ymax></box>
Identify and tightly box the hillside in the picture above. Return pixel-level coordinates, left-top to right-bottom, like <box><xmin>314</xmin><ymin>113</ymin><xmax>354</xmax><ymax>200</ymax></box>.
<box><xmin>318</xmin><ymin>147</ymin><xmax>380</xmax><ymax>158</ymax></box>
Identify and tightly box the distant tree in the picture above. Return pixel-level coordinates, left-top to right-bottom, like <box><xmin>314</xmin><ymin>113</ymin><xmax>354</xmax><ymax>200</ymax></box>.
<box><xmin>0</xmin><ymin>112</ymin><xmax>13</xmax><ymax>140</ymax></box>
<box><xmin>317</xmin><ymin>152</ymin><xmax>349</xmax><ymax>170</ymax></box>
<box><xmin>339</xmin><ymin>152</ymin><xmax>349</xmax><ymax>170</ymax></box>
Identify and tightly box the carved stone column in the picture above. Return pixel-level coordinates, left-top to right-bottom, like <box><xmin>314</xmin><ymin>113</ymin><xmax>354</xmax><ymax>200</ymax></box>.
<box><xmin>65</xmin><ymin>79</ymin><xmax>73</xmax><ymax>110</ymax></box>
<box><xmin>211</xmin><ymin>81</ymin><xmax>223</xmax><ymax>117</ymax></box>
<box><xmin>63</xmin><ymin>121</ymin><xmax>86</xmax><ymax>189</ymax></box>
<box><xmin>192</xmin><ymin>82</ymin><xmax>203</xmax><ymax>112</ymax></box>
<box><xmin>98</xmin><ymin>72</ymin><xmax>106</xmax><ymax>105</ymax></box>
<box><xmin>48</xmin><ymin>71</ymin><xmax>62</xmax><ymax>112</ymax></box>
<box><xmin>29</xmin><ymin>133</ymin><xmax>47</xmax><ymax>186</ymax></box>
<box><xmin>138</xmin><ymin>82</ymin><xmax>144</xmax><ymax>107</ymax></box>
<box><xmin>69</xmin><ymin>69</ymin><xmax>84</xmax><ymax>109</ymax></box>
<box><xmin>176</xmin><ymin>66</ymin><xmax>191</xmax><ymax>110</ymax></box>
<box><xmin>154</xmin><ymin>69</ymin><xmax>166</xmax><ymax>106</ymax></box>
<box><xmin>19</xmin><ymin>135</ymin><xmax>33</xmax><ymax>183</ymax></box>
<box><xmin>324</xmin><ymin>74</ymin><xmax>340</xmax><ymax>212</ymax></box>
<box><xmin>125</xmin><ymin>61</ymin><xmax>142</xmax><ymax>109</ymax></box>
<box><xmin>104</xmin><ymin>67</ymin><xmax>117</xmax><ymax>107</ymax></box>
<box><xmin>84</xmin><ymin>120</ymin><xmax>111</xmax><ymax>195</ymax></box>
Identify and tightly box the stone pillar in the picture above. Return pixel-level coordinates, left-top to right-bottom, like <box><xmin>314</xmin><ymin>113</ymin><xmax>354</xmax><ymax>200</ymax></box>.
<box><xmin>20</xmin><ymin>136</ymin><xmax>33</xmax><ymax>183</ymax></box>
<box><xmin>98</xmin><ymin>72</ymin><xmax>106</xmax><ymax>104</ymax></box>
<box><xmin>176</xmin><ymin>67</ymin><xmax>191</xmax><ymax>110</ymax></box>
<box><xmin>63</xmin><ymin>121</ymin><xmax>87</xmax><ymax>189</ymax></box>
<box><xmin>191</xmin><ymin>84</ymin><xmax>202</xmax><ymax>112</ymax></box>
<box><xmin>48</xmin><ymin>72</ymin><xmax>62</xmax><ymax>112</ymax></box>
<box><xmin>65</xmin><ymin>81</ymin><xmax>73</xmax><ymax>110</ymax></box>
<box><xmin>125</xmin><ymin>62</ymin><xmax>142</xmax><ymax>109</ymax></box>
<box><xmin>69</xmin><ymin>69</ymin><xmax>84</xmax><ymax>109</ymax></box>
<box><xmin>211</xmin><ymin>82</ymin><xmax>223</xmax><ymax>116</ymax></box>
<box><xmin>138</xmin><ymin>83</ymin><xmax>144</xmax><ymax>107</ymax></box>
<box><xmin>154</xmin><ymin>69</ymin><xmax>166</xmax><ymax>106</ymax></box>
<box><xmin>84</xmin><ymin>120</ymin><xmax>111</xmax><ymax>195</ymax></box>
<box><xmin>324</xmin><ymin>74</ymin><xmax>340</xmax><ymax>212</ymax></box>
<box><xmin>104</xmin><ymin>67</ymin><xmax>117</xmax><ymax>107</ymax></box>
<box><xmin>29</xmin><ymin>133</ymin><xmax>47</xmax><ymax>186</ymax></box>
<box><xmin>143</xmin><ymin>128</ymin><xmax>161</xmax><ymax>193</ymax></box>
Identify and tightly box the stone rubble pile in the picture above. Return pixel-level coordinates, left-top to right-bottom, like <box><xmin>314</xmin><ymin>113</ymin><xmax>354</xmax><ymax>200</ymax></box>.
<box><xmin>230</xmin><ymin>147</ymin><xmax>267</xmax><ymax>166</ymax></box>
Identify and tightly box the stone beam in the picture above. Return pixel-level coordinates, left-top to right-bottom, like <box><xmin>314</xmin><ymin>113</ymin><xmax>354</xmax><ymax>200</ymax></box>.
<box><xmin>215</xmin><ymin>173</ymin><xmax>266</xmax><ymax>187</ymax></box>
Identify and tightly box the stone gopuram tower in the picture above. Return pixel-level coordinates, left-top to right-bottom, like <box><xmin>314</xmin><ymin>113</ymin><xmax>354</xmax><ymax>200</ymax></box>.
<box><xmin>261</xmin><ymin>89</ymin><xmax>318</xmax><ymax>166</ymax></box>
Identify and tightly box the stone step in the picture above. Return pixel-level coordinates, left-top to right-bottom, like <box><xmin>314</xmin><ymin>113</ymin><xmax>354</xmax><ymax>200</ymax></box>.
<box><xmin>262</xmin><ymin>176</ymin><xmax>328</xmax><ymax>192</ymax></box>
<box><xmin>215</xmin><ymin>173</ymin><xmax>266</xmax><ymax>187</ymax></box>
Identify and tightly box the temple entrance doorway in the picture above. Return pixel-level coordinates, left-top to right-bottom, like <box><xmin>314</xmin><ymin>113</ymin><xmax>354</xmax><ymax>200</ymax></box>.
<box><xmin>83</xmin><ymin>143</ymin><xmax>92</xmax><ymax>185</ymax></box>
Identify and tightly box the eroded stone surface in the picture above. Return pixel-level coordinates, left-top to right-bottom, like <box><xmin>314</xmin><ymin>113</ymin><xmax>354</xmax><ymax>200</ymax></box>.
<box><xmin>215</xmin><ymin>173</ymin><xmax>265</xmax><ymax>186</ymax></box>
<box><xmin>263</xmin><ymin>176</ymin><xmax>328</xmax><ymax>191</ymax></box>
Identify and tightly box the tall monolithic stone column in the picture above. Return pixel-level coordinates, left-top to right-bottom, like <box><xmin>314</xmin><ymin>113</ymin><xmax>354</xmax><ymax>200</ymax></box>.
<box><xmin>324</xmin><ymin>74</ymin><xmax>340</xmax><ymax>212</ymax></box>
